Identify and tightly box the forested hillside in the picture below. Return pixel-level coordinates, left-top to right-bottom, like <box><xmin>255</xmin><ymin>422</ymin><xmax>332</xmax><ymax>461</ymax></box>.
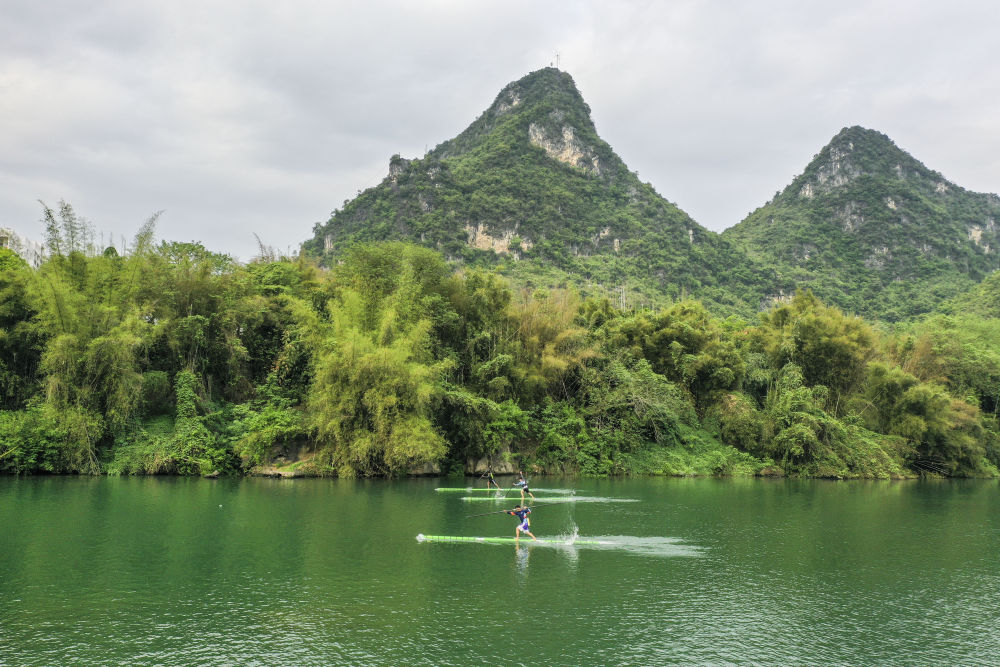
<box><xmin>725</xmin><ymin>126</ymin><xmax>1000</xmax><ymax>320</ymax></box>
<box><xmin>2</xmin><ymin>204</ymin><xmax>998</xmax><ymax>479</ymax></box>
<box><xmin>7</xmin><ymin>72</ymin><xmax>1000</xmax><ymax>479</ymax></box>
<box><xmin>305</xmin><ymin>72</ymin><xmax>1000</xmax><ymax>324</ymax></box>
<box><xmin>304</xmin><ymin>68</ymin><xmax>784</xmax><ymax>316</ymax></box>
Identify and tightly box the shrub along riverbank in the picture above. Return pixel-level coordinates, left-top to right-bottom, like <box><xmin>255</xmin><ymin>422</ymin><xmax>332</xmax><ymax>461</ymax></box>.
<box><xmin>2</xmin><ymin>206</ymin><xmax>999</xmax><ymax>478</ymax></box>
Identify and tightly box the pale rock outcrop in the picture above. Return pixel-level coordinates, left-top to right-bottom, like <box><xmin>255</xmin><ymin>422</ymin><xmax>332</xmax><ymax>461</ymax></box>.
<box><xmin>494</xmin><ymin>90</ymin><xmax>522</xmax><ymax>115</ymax></box>
<box><xmin>591</xmin><ymin>226</ymin><xmax>621</xmax><ymax>252</ymax></box>
<box><xmin>968</xmin><ymin>225</ymin><xmax>992</xmax><ymax>253</ymax></box>
<box><xmin>865</xmin><ymin>246</ymin><xmax>891</xmax><ymax>268</ymax></box>
<box><xmin>528</xmin><ymin>122</ymin><xmax>602</xmax><ymax>175</ymax></box>
<box><xmin>464</xmin><ymin>222</ymin><xmax>533</xmax><ymax>255</ymax></box>
<box><xmin>800</xmin><ymin>145</ymin><xmax>861</xmax><ymax>199</ymax></box>
<box><xmin>388</xmin><ymin>155</ymin><xmax>410</xmax><ymax>183</ymax></box>
<box><xmin>838</xmin><ymin>203</ymin><xmax>864</xmax><ymax>232</ymax></box>
<box><xmin>814</xmin><ymin>146</ymin><xmax>861</xmax><ymax>190</ymax></box>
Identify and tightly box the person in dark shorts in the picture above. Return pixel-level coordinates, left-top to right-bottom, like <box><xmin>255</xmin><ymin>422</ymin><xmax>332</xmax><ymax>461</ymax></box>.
<box><xmin>514</xmin><ymin>470</ymin><xmax>535</xmax><ymax>503</ymax></box>
<box><xmin>506</xmin><ymin>505</ymin><xmax>536</xmax><ymax>541</ymax></box>
<box><xmin>482</xmin><ymin>467</ymin><xmax>501</xmax><ymax>491</ymax></box>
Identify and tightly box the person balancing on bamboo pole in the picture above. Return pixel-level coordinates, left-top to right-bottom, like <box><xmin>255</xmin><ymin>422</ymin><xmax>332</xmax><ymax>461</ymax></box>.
<box><xmin>481</xmin><ymin>466</ymin><xmax>501</xmax><ymax>492</ymax></box>
<box><xmin>506</xmin><ymin>505</ymin><xmax>537</xmax><ymax>542</ymax></box>
<box><xmin>513</xmin><ymin>470</ymin><xmax>535</xmax><ymax>503</ymax></box>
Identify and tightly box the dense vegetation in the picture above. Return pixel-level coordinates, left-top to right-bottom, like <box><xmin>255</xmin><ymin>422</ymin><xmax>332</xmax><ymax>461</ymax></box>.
<box><xmin>3</xmin><ymin>204</ymin><xmax>998</xmax><ymax>478</ymax></box>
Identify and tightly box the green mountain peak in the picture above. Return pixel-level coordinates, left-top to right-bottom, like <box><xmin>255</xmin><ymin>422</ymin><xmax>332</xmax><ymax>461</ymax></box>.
<box><xmin>726</xmin><ymin>125</ymin><xmax>1000</xmax><ymax>320</ymax></box>
<box><xmin>432</xmin><ymin>67</ymin><xmax>602</xmax><ymax>166</ymax></box>
<box><xmin>304</xmin><ymin>68</ymin><xmax>778</xmax><ymax>315</ymax></box>
<box><xmin>783</xmin><ymin>126</ymin><xmax>945</xmax><ymax>204</ymax></box>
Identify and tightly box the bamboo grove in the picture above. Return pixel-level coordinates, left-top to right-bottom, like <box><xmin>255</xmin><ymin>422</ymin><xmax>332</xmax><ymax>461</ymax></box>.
<box><xmin>2</xmin><ymin>204</ymin><xmax>999</xmax><ymax>478</ymax></box>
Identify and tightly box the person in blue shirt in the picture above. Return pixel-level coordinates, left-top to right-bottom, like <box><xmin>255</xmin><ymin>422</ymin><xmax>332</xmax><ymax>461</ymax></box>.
<box><xmin>506</xmin><ymin>505</ymin><xmax>536</xmax><ymax>541</ymax></box>
<box><xmin>514</xmin><ymin>470</ymin><xmax>535</xmax><ymax>503</ymax></box>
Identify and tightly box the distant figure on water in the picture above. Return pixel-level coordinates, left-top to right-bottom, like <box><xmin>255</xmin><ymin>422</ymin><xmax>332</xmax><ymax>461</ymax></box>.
<box><xmin>514</xmin><ymin>470</ymin><xmax>535</xmax><ymax>503</ymax></box>
<box><xmin>482</xmin><ymin>467</ymin><xmax>500</xmax><ymax>491</ymax></box>
<box><xmin>506</xmin><ymin>505</ymin><xmax>536</xmax><ymax>541</ymax></box>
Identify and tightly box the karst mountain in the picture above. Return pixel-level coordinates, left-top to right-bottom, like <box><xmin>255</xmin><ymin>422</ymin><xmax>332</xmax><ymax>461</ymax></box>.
<box><xmin>304</xmin><ymin>70</ymin><xmax>1000</xmax><ymax>321</ymax></box>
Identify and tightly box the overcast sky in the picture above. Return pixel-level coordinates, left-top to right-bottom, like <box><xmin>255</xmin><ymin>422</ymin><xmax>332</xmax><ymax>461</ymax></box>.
<box><xmin>3</xmin><ymin>0</ymin><xmax>999</xmax><ymax>261</ymax></box>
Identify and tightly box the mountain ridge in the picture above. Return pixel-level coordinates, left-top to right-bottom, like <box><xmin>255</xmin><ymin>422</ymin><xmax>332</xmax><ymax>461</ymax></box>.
<box><xmin>303</xmin><ymin>69</ymin><xmax>999</xmax><ymax>321</ymax></box>
<box><xmin>304</xmin><ymin>67</ymin><xmax>781</xmax><ymax>315</ymax></box>
<box><xmin>724</xmin><ymin>125</ymin><xmax>1000</xmax><ymax>319</ymax></box>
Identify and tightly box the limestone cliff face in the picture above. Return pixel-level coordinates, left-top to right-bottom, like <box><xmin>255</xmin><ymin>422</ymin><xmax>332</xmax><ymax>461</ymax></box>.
<box><xmin>464</xmin><ymin>222</ymin><xmax>534</xmax><ymax>257</ymax></box>
<box><xmin>388</xmin><ymin>154</ymin><xmax>411</xmax><ymax>183</ymax></box>
<box><xmin>799</xmin><ymin>144</ymin><xmax>861</xmax><ymax>199</ymax></box>
<box><xmin>528</xmin><ymin>121</ymin><xmax>602</xmax><ymax>175</ymax></box>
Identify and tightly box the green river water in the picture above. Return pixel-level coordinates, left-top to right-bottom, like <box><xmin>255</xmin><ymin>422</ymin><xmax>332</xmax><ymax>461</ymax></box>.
<box><xmin>1</xmin><ymin>475</ymin><xmax>998</xmax><ymax>665</ymax></box>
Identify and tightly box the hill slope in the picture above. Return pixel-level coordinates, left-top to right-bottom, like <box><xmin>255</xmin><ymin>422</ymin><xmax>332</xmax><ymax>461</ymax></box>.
<box><xmin>724</xmin><ymin>126</ymin><xmax>1000</xmax><ymax>320</ymax></box>
<box><xmin>938</xmin><ymin>270</ymin><xmax>1000</xmax><ymax>318</ymax></box>
<box><xmin>303</xmin><ymin>68</ymin><xmax>782</xmax><ymax>314</ymax></box>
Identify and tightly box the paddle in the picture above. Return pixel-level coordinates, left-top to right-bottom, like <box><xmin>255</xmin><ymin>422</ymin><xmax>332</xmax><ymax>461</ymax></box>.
<box><xmin>502</xmin><ymin>469</ymin><xmax>526</xmax><ymax>499</ymax></box>
<box><xmin>465</xmin><ymin>506</ymin><xmax>533</xmax><ymax>518</ymax></box>
<box><xmin>480</xmin><ymin>468</ymin><xmax>501</xmax><ymax>492</ymax></box>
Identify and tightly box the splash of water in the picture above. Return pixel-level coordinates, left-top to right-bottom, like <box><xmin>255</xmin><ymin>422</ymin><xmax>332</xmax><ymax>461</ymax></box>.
<box><xmin>559</xmin><ymin>524</ymin><xmax>581</xmax><ymax>544</ymax></box>
<box><xmin>586</xmin><ymin>536</ymin><xmax>705</xmax><ymax>558</ymax></box>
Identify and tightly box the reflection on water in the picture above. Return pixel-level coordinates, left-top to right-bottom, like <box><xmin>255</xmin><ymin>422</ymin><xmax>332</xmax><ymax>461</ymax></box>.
<box><xmin>514</xmin><ymin>543</ymin><xmax>530</xmax><ymax>579</ymax></box>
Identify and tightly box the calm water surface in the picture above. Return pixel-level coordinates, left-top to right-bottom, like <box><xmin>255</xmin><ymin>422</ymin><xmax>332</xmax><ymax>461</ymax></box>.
<box><xmin>1</xmin><ymin>476</ymin><xmax>998</xmax><ymax>665</ymax></box>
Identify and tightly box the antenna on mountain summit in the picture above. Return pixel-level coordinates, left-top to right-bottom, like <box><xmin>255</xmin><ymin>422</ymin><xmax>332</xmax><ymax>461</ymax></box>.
<box><xmin>556</xmin><ymin>52</ymin><xmax>561</xmax><ymax>69</ymax></box>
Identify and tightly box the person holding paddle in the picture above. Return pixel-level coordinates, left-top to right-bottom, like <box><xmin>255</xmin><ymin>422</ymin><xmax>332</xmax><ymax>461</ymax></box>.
<box><xmin>481</xmin><ymin>466</ymin><xmax>501</xmax><ymax>491</ymax></box>
<box><xmin>514</xmin><ymin>470</ymin><xmax>535</xmax><ymax>503</ymax></box>
<box><xmin>506</xmin><ymin>505</ymin><xmax>536</xmax><ymax>541</ymax></box>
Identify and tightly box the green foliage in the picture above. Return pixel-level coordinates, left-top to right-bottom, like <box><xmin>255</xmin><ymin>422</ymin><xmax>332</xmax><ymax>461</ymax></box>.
<box><xmin>5</xmin><ymin>196</ymin><xmax>999</xmax><ymax>480</ymax></box>
<box><xmin>481</xmin><ymin>399</ymin><xmax>529</xmax><ymax>458</ymax></box>
<box><xmin>297</xmin><ymin>246</ymin><xmax>457</xmax><ymax>476</ymax></box>
<box><xmin>0</xmin><ymin>248</ymin><xmax>45</xmax><ymax>410</ymax></box>
<box><xmin>105</xmin><ymin>416</ymin><xmax>175</xmax><ymax>476</ymax></box>
<box><xmin>754</xmin><ymin>290</ymin><xmax>874</xmax><ymax>413</ymax></box>
<box><xmin>0</xmin><ymin>408</ymin><xmax>66</xmax><ymax>473</ymax></box>
<box><xmin>228</xmin><ymin>374</ymin><xmax>307</xmax><ymax>468</ymax></box>
<box><xmin>710</xmin><ymin>392</ymin><xmax>765</xmax><ymax>453</ymax></box>
<box><xmin>897</xmin><ymin>315</ymin><xmax>1000</xmax><ymax>416</ymax></box>
<box><xmin>167</xmin><ymin>370</ymin><xmax>235</xmax><ymax>475</ymax></box>
<box><xmin>858</xmin><ymin>363</ymin><xmax>991</xmax><ymax>475</ymax></box>
<box><xmin>605</xmin><ymin>300</ymin><xmax>743</xmax><ymax>409</ymax></box>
